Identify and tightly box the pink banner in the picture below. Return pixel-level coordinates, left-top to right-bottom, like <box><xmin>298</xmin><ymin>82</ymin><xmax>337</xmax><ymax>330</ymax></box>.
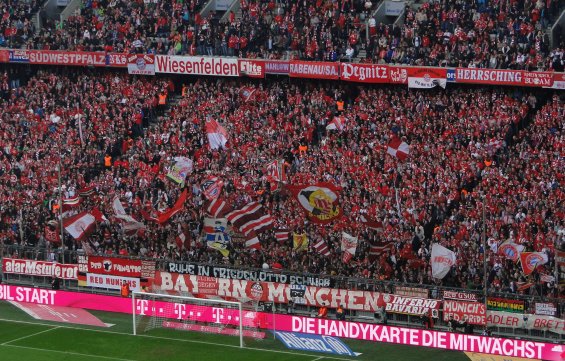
<box><xmin>0</xmin><ymin>285</ymin><xmax>563</xmax><ymax>360</ymax></box>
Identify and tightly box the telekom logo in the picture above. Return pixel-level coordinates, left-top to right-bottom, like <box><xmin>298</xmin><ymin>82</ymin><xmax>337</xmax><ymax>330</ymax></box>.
<box><xmin>137</xmin><ymin>300</ymin><xmax>149</xmax><ymax>315</ymax></box>
<box><xmin>212</xmin><ymin>307</ymin><xmax>223</xmax><ymax>323</ymax></box>
<box><xmin>174</xmin><ymin>303</ymin><xmax>186</xmax><ymax>320</ymax></box>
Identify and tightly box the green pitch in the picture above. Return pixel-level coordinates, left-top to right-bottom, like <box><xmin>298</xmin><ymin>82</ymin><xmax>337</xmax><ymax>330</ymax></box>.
<box><xmin>0</xmin><ymin>301</ymin><xmax>468</xmax><ymax>361</ymax></box>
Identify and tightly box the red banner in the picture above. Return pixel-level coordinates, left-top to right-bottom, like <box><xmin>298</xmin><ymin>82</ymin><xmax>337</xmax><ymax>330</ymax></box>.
<box><xmin>289</xmin><ymin>61</ymin><xmax>339</xmax><ymax>80</ymax></box>
<box><xmin>239</xmin><ymin>59</ymin><xmax>265</xmax><ymax>78</ymax></box>
<box><xmin>2</xmin><ymin>258</ymin><xmax>78</xmax><ymax>279</ymax></box>
<box><xmin>443</xmin><ymin>300</ymin><xmax>486</xmax><ymax>325</ymax></box>
<box><xmin>88</xmin><ymin>256</ymin><xmax>143</xmax><ymax>278</ymax></box>
<box><xmin>340</xmin><ymin>63</ymin><xmax>388</xmax><ymax>83</ymax></box>
<box><xmin>523</xmin><ymin>71</ymin><xmax>553</xmax><ymax>87</ymax></box>
<box><xmin>0</xmin><ymin>50</ymin><xmax>9</xmax><ymax>63</ymax></box>
<box><xmin>263</xmin><ymin>60</ymin><xmax>289</xmax><ymax>75</ymax></box>
<box><xmin>389</xmin><ymin>66</ymin><xmax>408</xmax><ymax>84</ymax></box>
<box><xmin>28</xmin><ymin>50</ymin><xmax>109</xmax><ymax>67</ymax></box>
<box><xmin>106</xmin><ymin>53</ymin><xmax>127</xmax><ymax>67</ymax></box>
<box><xmin>442</xmin><ymin>290</ymin><xmax>479</xmax><ymax>302</ymax></box>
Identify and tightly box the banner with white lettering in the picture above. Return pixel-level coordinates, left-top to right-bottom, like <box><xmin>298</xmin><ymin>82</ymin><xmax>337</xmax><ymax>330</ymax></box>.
<box><xmin>166</xmin><ymin>262</ymin><xmax>331</xmax><ymax>287</ymax></box>
<box><xmin>86</xmin><ymin>273</ymin><xmax>141</xmax><ymax>291</ymax></box>
<box><xmin>2</xmin><ymin>258</ymin><xmax>78</xmax><ymax>280</ymax></box>
<box><xmin>88</xmin><ymin>256</ymin><xmax>155</xmax><ymax>278</ymax></box>
<box><xmin>289</xmin><ymin>61</ymin><xmax>340</xmax><ymax>80</ymax></box>
<box><xmin>155</xmin><ymin>55</ymin><xmax>239</xmax><ymax>76</ymax></box>
<box><xmin>340</xmin><ymin>63</ymin><xmax>388</xmax><ymax>83</ymax></box>
<box><xmin>382</xmin><ymin>294</ymin><xmax>441</xmax><ymax>315</ymax></box>
<box><xmin>443</xmin><ymin>300</ymin><xmax>486</xmax><ymax>326</ymax></box>
<box><xmin>239</xmin><ymin>59</ymin><xmax>265</xmax><ymax>78</ymax></box>
<box><xmin>442</xmin><ymin>291</ymin><xmax>479</xmax><ymax>302</ymax></box>
<box><xmin>535</xmin><ymin>303</ymin><xmax>557</xmax><ymax>317</ymax></box>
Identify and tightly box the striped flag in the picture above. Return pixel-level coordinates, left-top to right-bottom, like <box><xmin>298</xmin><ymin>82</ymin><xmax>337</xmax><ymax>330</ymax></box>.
<box><xmin>369</xmin><ymin>240</ymin><xmax>393</xmax><ymax>257</ymax></box>
<box><xmin>245</xmin><ymin>234</ymin><xmax>261</xmax><ymax>250</ymax></box>
<box><xmin>359</xmin><ymin>214</ymin><xmax>383</xmax><ymax>231</ymax></box>
<box><xmin>226</xmin><ymin>202</ymin><xmax>274</xmax><ymax>237</ymax></box>
<box><xmin>205</xmin><ymin>198</ymin><xmax>230</xmax><ymax>218</ymax></box>
<box><xmin>62</xmin><ymin>196</ymin><xmax>82</xmax><ymax>211</ymax></box>
<box><xmin>313</xmin><ymin>240</ymin><xmax>331</xmax><ymax>257</ymax></box>
<box><xmin>78</xmin><ymin>187</ymin><xmax>95</xmax><ymax>197</ymax></box>
<box><xmin>274</xmin><ymin>229</ymin><xmax>289</xmax><ymax>243</ymax></box>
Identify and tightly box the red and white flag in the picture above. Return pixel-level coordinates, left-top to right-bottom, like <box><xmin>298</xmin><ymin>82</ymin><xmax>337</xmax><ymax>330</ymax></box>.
<box><xmin>63</xmin><ymin>208</ymin><xmax>104</xmax><ymax>241</ymax></box>
<box><xmin>205</xmin><ymin>197</ymin><xmax>230</xmax><ymax>218</ymax></box>
<box><xmin>201</xmin><ymin>176</ymin><xmax>224</xmax><ymax>200</ymax></box>
<box><xmin>112</xmin><ymin>197</ymin><xmax>145</xmax><ymax>234</ymax></box>
<box><xmin>226</xmin><ymin>202</ymin><xmax>274</xmax><ymax>237</ymax></box>
<box><xmin>431</xmin><ymin>243</ymin><xmax>457</xmax><ymax>279</ymax></box>
<box><xmin>359</xmin><ymin>214</ymin><xmax>383</xmax><ymax>231</ymax></box>
<box><xmin>78</xmin><ymin>186</ymin><xmax>95</xmax><ymax>197</ymax></box>
<box><xmin>239</xmin><ymin>86</ymin><xmax>257</xmax><ymax>102</ymax></box>
<box><xmin>206</xmin><ymin>120</ymin><xmax>228</xmax><ymax>150</ymax></box>
<box><xmin>245</xmin><ymin>234</ymin><xmax>261</xmax><ymax>250</ymax></box>
<box><xmin>369</xmin><ymin>240</ymin><xmax>393</xmax><ymax>257</ymax></box>
<box><xmin>326</xmin><ymin>116</ymin><xmax>346</xmax><ymax>131</ymax></box>
<box><xmin>175</xmin><ymin>223</ymin><xmax>192</xmax><ymax>250</ymax></box>
<box><xmin>520</xmin><ymin>252</ymin><xmax>548</xmax><ymax>275</ymax></box>
<box><xmin>62</xmin><ymin>196</ymin><xmax>82</xmax><ymax>211</ymax></box>
<box><xmin>313</xmin><ymin>240</ymin><xmax>331</xmax><ymax>257</ymax></box>
<box><xmin>341</xmin><ymin>232</ymin><xmax>358</xmax><ymax>264</ymax></box>
<box><xmin>274</xmin><ymin>229</ymin><xmax>289</xmax><ymax>243</ymax></box>
<box><xmin>387</xmin><ymin>137</ymin><xmax>410</xmax><ymax>161</ymax></box>
<box><xmin>498</xmin><ymin>240</ymin><xmax>524</xmax><ymax>262</ymax></box>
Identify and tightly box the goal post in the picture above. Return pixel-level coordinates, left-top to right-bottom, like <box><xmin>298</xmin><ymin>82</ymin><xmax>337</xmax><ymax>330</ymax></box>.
<box><xmin>132</xmin><ymin>292</ymin><xmax>244</xmax><ymax>348</ymax></box>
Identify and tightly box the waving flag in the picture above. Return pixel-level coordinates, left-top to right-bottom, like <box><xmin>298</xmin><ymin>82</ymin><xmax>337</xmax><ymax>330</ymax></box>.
<box><xmin>520</xmin><ymin>252</ymin><xmax>548</xmax><ymax>275</ymax></box>
<box><xmin>205</xmin><ymin>197</ymin><xmax>230</xmax><ymax>218</ymax></box>
<box><xmin>245</xmin><ymin>234</ymin><xmax>261</xmax><ymax>250</ymax></box>
<box><xmin>326</xmin><ymin>116</ymin><xmax>346</xmax><ymax>131</ymax></box>
<box><xmin>143</xmin><ymin>189</ymin><xmax>189</xmax><ymax>224</ymax></box>
<box><xmin>274</xmin><ymin>229</ymin><xmax>289</xmax><ymax>243</ymax></box>
<box><xmin>209</xmin><ymin>242</ymin><xmax>230</xmax><ymax>257</ymax></box>
<box><xmin>112</xmin><ymin>197</ymin><xmax>145</xmax><ymax>234</ymax></box>
<box><xmin>431</xmin><ymin>243</ymin><xmax>457</xmax><ymax>279</ymax></box>
<box><xmin>359</xmin><ymin>214</ymin><xmax>383</xmax><ymax>231</ymax></box>
<box><xmin>293</xmin><ymin>232</ymin><xmax>309</xmax><ymax>252</ymax></box>
<box><xmin>62</xmin><ymin>196</ymin><xmax>82</xmax><ymax>211</ymax></box>
<box><xmin>63</xmin><ymin>208</ymin><xmax>104</xmax><ymax>241</ymax></box>
<box><xmin>206</xmin><ymin>120</ymin><xmax>228</xmax><ymax>150</ymax></box>
<box><xmin>387</xmin><ymin>137</ymin><xmax>410</xmax><ymax>161</ymax></box>
<box><xmin>78</xmin><ymin>187</ymin><xmax>95</xmax><ymax>197</ymax></box>
<box><xmin>167</xmin><ymin>156</ymin><xmax>193</xmax><ymax>185</ymax></box>
<box><xmin>44</xmin><ymin>225</ymin><xmax>61</xmax><ymax>244</ymax></box>
<box><xmin>201</xmin><ymin>176</ymin><xmax>224</xmax><ymax>200</ymax></box>
<box><xmin>313</xmin><ymin>240</ymin><xmax>331</xmax><ymax>257</ymax></box>
<box><xmin>239</xmin><ymin>86</ymin><xmax>257</xmax><ymax>102</ymax></box>
<box><xmin>369</xmin><ymin>240</ymin><xmax>393</xmax><ymax>257</ymax></box>
<box><xmin>341</xmin><ymin>232</ymin><xmax>358</xmax><ymax>264</ymax></box>
<box><xmin>287</xmin><ymin>183</ymin><xmax>342</xmax><ymax>224</ymax></box>
<box><xmin>226</xmin><ymin>202</ymin><xmax>274</xmax><ymax>236</ymax></box>
<box><xmin>498</xmin><ymin>240</ymin><xmax>524</xmax><ymax>262</ymax></box>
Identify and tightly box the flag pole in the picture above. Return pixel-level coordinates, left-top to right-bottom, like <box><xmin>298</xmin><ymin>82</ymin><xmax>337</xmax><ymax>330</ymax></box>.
<box><xmin>482</xmin><ymin>193</ymin><xmax>488</xmax><ymax>317</ymax></box>
<box><xmin>57</xmin><ymin>161</ymin><xmax>65</xmax><ymax>265</ymax></box>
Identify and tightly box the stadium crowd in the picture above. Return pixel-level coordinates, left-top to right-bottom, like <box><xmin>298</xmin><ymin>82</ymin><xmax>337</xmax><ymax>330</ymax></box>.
<box><xmin>17</xmin><ymin>0</ymin><xmax>564</xmax><ymax>71</ymax></box>
<box><xmin>0</xmin><ymin>0</ymin><xmax>39</xmax><ymax>49</ymax></box>
<box><xmin>0</xmin><ymin>67</ymin><xmax>562</xmax><ymax>299</ymax></box>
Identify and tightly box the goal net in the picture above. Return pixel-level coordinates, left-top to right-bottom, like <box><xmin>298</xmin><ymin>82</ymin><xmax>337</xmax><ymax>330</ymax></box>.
<box><xmin>132</xmin><ymin>292</ymin><xmax>268</xmax><ymax>347</ymax></box>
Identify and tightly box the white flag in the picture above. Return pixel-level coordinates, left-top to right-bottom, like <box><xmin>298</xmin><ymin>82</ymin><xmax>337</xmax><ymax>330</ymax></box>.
<box><xmin>341</xmin><ymin>232</ymin><xmax>358</xmax><ymax>264</ymax></box>
<box><xmin>431</xmin><ymin>243</ymin><xmax>456</xmax><ymax>279</ymax></box>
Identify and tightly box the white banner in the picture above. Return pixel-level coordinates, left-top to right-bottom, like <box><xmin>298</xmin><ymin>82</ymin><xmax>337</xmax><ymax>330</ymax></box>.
<box><xmin>487</xmin><ymin>311</ymin><xmax>565</xmax><ymax>335</ymax></box>
<box><xmin>408</xmin><ymin>77</ymin><xmax>447</xmax><ymax>89</ymax></box>
<box><xmin>2</xmin><ymin>258</ymin><xmax>78</xmax><ymax>280</ymax></box>
<box><xmin>86</xmin><ymin>273</ymin><xmax>141</xmax><ymax>291</ymax></box>
<box><xmin>155</xmin><ymin>55</ymin><xmax>239</xmax><ymax>76</ymax></box>
<box><xmin>385</xmin><ymin>0</ymin><xmax>406</xmax><ymax>16</ymax></box>
<box><xmin>535</xmin><ymin>302</ymin><xmax>557</xmax><ymax>316</ymax></box>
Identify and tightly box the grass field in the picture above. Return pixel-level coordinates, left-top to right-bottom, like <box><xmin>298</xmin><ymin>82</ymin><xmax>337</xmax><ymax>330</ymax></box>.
<box><xmin>0</xmin><ymin>301</ymin><xmax>469</xmax><ymax>361</ymax></box>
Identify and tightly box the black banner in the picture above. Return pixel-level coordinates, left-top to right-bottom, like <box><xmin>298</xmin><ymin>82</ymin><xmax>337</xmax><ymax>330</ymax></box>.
<box><xmin>166</xmin><ymin>262</ymin><xmax>332</xmax><ymax>287</ymax></box>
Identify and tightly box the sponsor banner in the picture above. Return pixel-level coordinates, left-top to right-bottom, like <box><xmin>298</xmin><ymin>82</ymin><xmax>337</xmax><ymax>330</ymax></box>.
<box><xmin>289</xmin><ymin>61</ymin><xmax>339</xmax><ymax>80</ymax></box>
<box><xmin>442</xmin><ymin>290</ymin><xmax>479</xmax><ymax>302</ymax></box>
<box><xmin>166</xmin><ymin>262</ymin><xmax>331</xmax><ymax>287</ymax></box>
<box><xmin>275</xmin><ymin>331</ymin><xmax>359</xmax><ymax>356</ymax></box>
<box><xmin>239</xmin><ymin>59</ymin><xmax>265</xmax><ymax>78</ymax></box>
<box><xmin>385</xmin><ymin>0</ymin><xmax>406</xmax><ymax>16</ymax></box>
<box><xmin>464</xmin><ymin>352</ymin><xmax>539</xmax><ymax>361</ymax></box>
<box><xmin>263</xmin><ymin>60</ymin><xmax>290</xmax><ymax>75</ymax></box>
<box><xmin>339</xmin><ymin>63</ymin><xmax>388</xmax><ymax>83</ymax></box>
<box><xmin>395</xmin><ymin>286</ymin><xmax>429</xmax><ymax>299</ymax></box>
<box><xmin>153</xmin><ymin>271</ymin><xmax>382</xmax><ymax>311</ymax></box>
<box><xmin>407</xmin><ymin>67</ymin><xmax>447</xmax><ymax>89</ymax></box>
<box><xmin>0</xmin><ymin>285</ymin><xmax>563</xmax><ymax>360</ymax></box>
<box><xmin>382</xmin><ymin>294</ymin><xmax>440</xmax><ymax>315</ymax></box>
<box><xmin>535</xmin><ymin>302</ymin><xmax>557</xmax><ymax>317</ymax></box>
<box><xmin>487</xmin><ymin>311</ymin><xmax>565</xmax><ymax>335</ymax></box>
<box><xmin>155</xmin><ymin>55</ymin><xmax>239</xmax><ymax>76</ymax></box>
<box><xmin>443</xmin><ymin>300</ymin><xmax>486</xmax><ymax>326</ymax></box>
<box><xmin>389</xmin><ymin>66</ymin><xmax>408</xmax><ymax>84</ymax></box>
<box><xmin>9</xmin><ymin>49</ymin><xmax>30</xmax><ymax>63</ymax></box>
<box><xmin>2</xmin><ymin>258</ymin><xmax>78</xmax><ymax>280</ymax></box>
<box><xmin>127</xmin><ymin>54</ymin><xmax>155</xmax><ymax>75</ymax></box>
<box><xmin>86</xmin><ymin>273</ymin><xmax>141</xmax><ymax>291</ymax></box>
<box><xmin>487</xmin><ymin>297</ymin><xmax>525</xmax><ymax>313</ymax></box>
<box><xmin>446</xmin><ymin>68</ymin><xmax>456</xmax><ymax>82</ymax></box>
<box><xmin>88</xmin><ymin>256</ymin><xmax>145</xmax><ymax>278</ymax></box>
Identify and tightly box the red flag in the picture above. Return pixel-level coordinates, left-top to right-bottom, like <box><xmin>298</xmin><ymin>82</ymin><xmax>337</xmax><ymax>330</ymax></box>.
<box><xmin>520</xmin><ymin>252</ymin><xmax>548</xmax><ymax>275</ymax></box>
<box><xmin>313</xmin><ymin>240</ymin><xmax>331</xmax><ymax>257</ymax></box>
<box><xmin>226</xmin><ymin>202</ymin><xmax>274</xmax><ymax>236</ymax></box>
<box><xmin>143</xmin><ymin>189</ymin><xmax>189</xmax><ymax>224</ymax></box>
<box><xmin>44</xmin><ymin>225</ymin><xmax>61</xmax><ymax>244</ymax></box>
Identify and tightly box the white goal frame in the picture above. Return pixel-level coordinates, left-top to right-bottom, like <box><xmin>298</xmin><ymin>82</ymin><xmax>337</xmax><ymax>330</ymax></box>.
<box><xmin>131</xmin><ymin>292</ymin><xmax>244</xmax><ymax>348</ymax></box>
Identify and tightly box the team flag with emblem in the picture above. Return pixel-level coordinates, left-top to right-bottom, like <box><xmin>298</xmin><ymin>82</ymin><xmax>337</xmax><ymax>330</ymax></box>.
<box><xmin>287</xmin><ymin>183</ymin><xmax>342</xmax><ymax>224</ymax></box>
